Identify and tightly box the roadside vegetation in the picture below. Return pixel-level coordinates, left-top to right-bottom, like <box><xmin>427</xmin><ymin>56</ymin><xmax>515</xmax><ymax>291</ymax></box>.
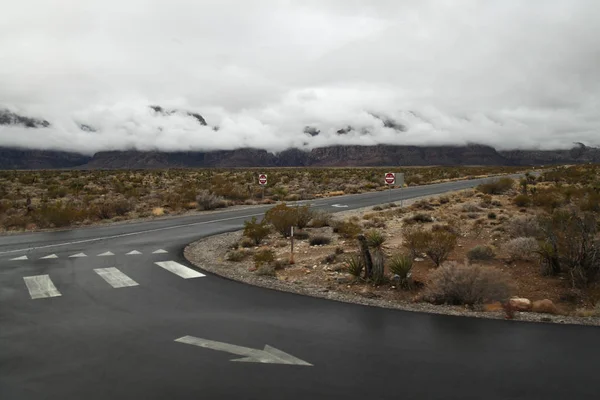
<box><xmin>224</xmin><ymin>165</ymin><xmax>600</xmax><ymax>320</ymax></box>
<box><xmin>0</xmin><ymin>166</ymin><xmax>526</xmax><ymax>232</ymax></box>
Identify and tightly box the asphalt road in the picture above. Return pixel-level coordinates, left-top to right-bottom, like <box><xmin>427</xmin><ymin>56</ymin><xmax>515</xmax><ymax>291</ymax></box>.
<box><xmin>1</xmin><ymin>175</ymin><xmax>598</xmax><ymax>400</ymax></box>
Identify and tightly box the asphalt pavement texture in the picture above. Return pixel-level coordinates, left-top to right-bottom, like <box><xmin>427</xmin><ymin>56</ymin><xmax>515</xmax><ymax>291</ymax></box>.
<box><xmin>2</xmin><ymin>175</ymin><xmax>599</xmax><ymax>400</ymax></box>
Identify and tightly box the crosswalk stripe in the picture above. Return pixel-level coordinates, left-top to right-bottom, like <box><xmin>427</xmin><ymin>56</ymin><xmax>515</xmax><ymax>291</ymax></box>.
<box><xmin>94</xmin><ymin>267</ymin><xmax>139</xmax><ymax>288</ymax></box>
<box><xmin>23</xmin><ymin>275</ymin><xmax>62</xmax><ymax>299</ymax></box>
<box><xmin>98</xmin><ymin>251</ymin><xmax>115</xmax><ymax>257</ymax></box>
<box><xmin>69</xmin><ymin>253</ymin><xmax>87</xmax><ymax>258</ymax></box>
<box><xmin>10</xmin><ymin>255</ymin><xmax>28</xmax><ymax>261</ymax></box>
<box><xmin>154</xmin><ymin>261</ymin><xmax>205</xmax><ymax>279</ymax></box>
<box><xmin>40</xmin><ymin>254</ymin><xmax>58</xmax><ymax>259</ymax></box>
<box><xmin>126</xmin><ymin>250</ymin><xmax>142</xmax><ymax>255</ymax></box>
<box><xmin>153</xmin><ymin>249</ymin><xmax>168</xmax><ymax>254</ymax></box>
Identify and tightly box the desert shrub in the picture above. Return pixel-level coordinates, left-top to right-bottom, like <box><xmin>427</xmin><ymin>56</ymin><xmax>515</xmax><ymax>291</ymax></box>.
<box><xmin>467</xmin><ymin>245</ymin><xmax>495</xmax><ymax>261</ymax></box>
<box><xmin>34</xmin><ymin>202</ymin><xmax>82</xmax><ymax>228</ymax></box>
<box><xmin>372</xmin><ymin>205</ymin><xmax>383</xmax><ymax>211</ymax></box>
<box><xmin>477</xmin><ymin>177</ymin><xmax>514</xmax><ymax>195</ymax></box>
<box><xmin>226</xmin><ymin>250</ymin><xmax>246</xmax><ymax>262</ymax></box>
<box><xmin>196</xmin><ymin>190</ymin><xmax>226</xmax><ymax>211</ymax></box>
<box><xmin>253</xmin><ymin>249</ymin><xmax>275</xmax><ymax>267</ymax></box>
<box><xmin>514</xmin><ymin>194</ymin><xmax>532</xmax><ymax>207</ymax></box>
<box><xmin>506</xmin><ymin>216</ymin><xmax>541</xmax><ymax>238</ymax></box>
<box><xmin>345</xmin><ymin>254</ymin><xmax>363</xmax><ymax>277</ymax></box>
<box><xmin>405</xmin><ymin>213</ymin><xmax>433</xmax><ymax>224</ymax></box>
<box><xmin>402</xmin><ymin>226</ymin><xmax>431</xmax><ymax>258</ymax></box>
<box><xmin>95</xmin><ymin>200</ymin><xmax>132</xmax><ymax>219</ymax></box>
<box><xmin>309</xmin><ymin>211</ymin><xmax>332</xmax><ymax>227</ymax></box>
<box><xmin>265</xmin><ymin>203</ymin><xmax>297</xmax><ymax>237</ymax></box>
<box><xmin>332</xmin><ymin>220</ymin><xmax>362</xmax><ymax>239</ymax></box>
<box><xmin>335</xmin><ymin>247</ymin><xmax>344</xmax><ymax>255</ymax></box>
<box><xmin>532</xmin><ymin>191</ymin><xmax>563</xmax><ymax>211</ymax></box>
<box><xmin>256</xmin><ymin>265</ymin><xmax>276</xmax><ymax>276</ymax></box>
<box><xmin>423</xmin><ymin>262</ymin><xmax>512</xmax><ymax>305</ymax></box>
<box><xmin>388</xmin><ymin>254</ymin><xmax>413</xmax><ymax>289</ymax></box>
<box><xmin>309</xmin><ymin>235</ymin><xmax>331</xmax><ymax>246</ymax></box>
<box><xmin>239</xmin><ymin>237</ymin><xmax>255</xmax><ymax>248</ymax></box>
<box><xmin>365</xmin><ymin>230</ymin><xmax>386</xmax><ymax>248</ymax></box>
<box><xmin>425</xmin><ymin>230</ymin><xmax>458</xmax><ymax>266</ymax></box>
<box><xmin>438</xmin><ymin>196</ymin><xmax>450</xmax><ymax>204</ymax></box>
<box><xmin>295</xmin><ymin>205</ymin><xmax>313</xmax><ymax>229</ymax></box>
<box><xmin>487</xmin><ymin>212</ymin><xmax>497</xmax><ymax>219</ymax></box>
<box><xmin>579</xmin><ymin>192</ymin><xmax>600</xmax><ymax>213</ymax></box>
<box><xmin>411</xmin><ymin>200</ymin><xmax>435</xmax><ymax>210</ymax></box>
<box><xmin>2</xmin><ymin>214</ymin><xmax>29</xmax><ymax>230</ymax></box>
<box><xmin>503</xmin><ymin>237</ymin><xmax>539</xmax><ymax>262</ymax></box>
<box><xmin>243</xmin><ymin>217</ymin><xmax>270</xmax><ymax>245</ymax></box>
<box><xmin>536</xmin><ymin>209</ymin><xmax>600</xmax><ymax>287</ymax></box>
<box><xmin>461</xmin><ymin>203</ymin><xmax>482</xmax><ymax>213</ymax></box>
<box><xmin>293</xmin><ymin>230</ymin><xmax>310</xmax><ymax>240</ymax></box>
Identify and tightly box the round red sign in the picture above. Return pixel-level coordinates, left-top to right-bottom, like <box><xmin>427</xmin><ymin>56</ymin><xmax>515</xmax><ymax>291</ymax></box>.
<box><xmin>258</xmin><ymin>174</ymin><xmax>268</xmax><ymax>185</ymax></box>
<box><xmin>385</xmin><ymin>173</ymin><xmax>395</xmax><ymax>185</ymax></box>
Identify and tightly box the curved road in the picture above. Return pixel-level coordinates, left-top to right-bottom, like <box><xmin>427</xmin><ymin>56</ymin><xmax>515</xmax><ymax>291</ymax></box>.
<box><xmin>1</xmin><ymin>176</ymin><xmax>597</xmax><ymax>400</ymax></box>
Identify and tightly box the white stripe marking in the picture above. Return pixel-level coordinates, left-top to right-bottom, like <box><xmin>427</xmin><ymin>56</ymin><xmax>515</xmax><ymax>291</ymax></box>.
<box><xmin>154</xmin><ymin>261</ymin><xmax>205</xmax><ymax>279</ymax></box>
<box><xmin>97</xmin><ymin>251</ymin><xmax>114</xmax><ymax>257</ymax></box>
<box><xmin>10</xmin><ymin>255</ymin><xmax>28</xmax><ymax>261</ymax></box>
<box><xmin>126</xmin><ymin>250</ymin><xmax>142</xmax><ymax>255</ymax></box>
<box><xmin>153</xmin><ymin>249</ymin><xmax>168</xmax><ymax>254</ymax></box>
<box><xmin>69</xmin><ymin>252</ymin><xmax>87</xmax><ymax>258</ymax></box>
<box><xmin>23</xmin><ymin>275</ymin><xmax>61</xmax><ymax>299</ymax></box>
<box><xmin>94</xmin><ymin>267</ymin><xmax>139</xmax><ymax>288</ymax></box>
<box><xmin>40</xmin><ymin>254</ymin><xmax>58</xmax><ymax>259</ymax></box>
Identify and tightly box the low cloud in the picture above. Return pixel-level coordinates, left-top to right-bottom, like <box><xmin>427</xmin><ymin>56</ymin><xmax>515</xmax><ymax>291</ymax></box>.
<box><xmin>1</xmin><ymin>0</ymin><xmax>599</xmax><ymax>154</ymax></box>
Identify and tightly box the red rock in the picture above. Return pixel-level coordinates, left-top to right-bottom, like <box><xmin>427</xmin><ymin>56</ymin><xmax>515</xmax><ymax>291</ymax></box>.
<box><xmin>532</xmin><ymin>299</ymin><xmax>559</xmax><ymax>315</ymax></box>
<box><xmin>509</xmin><ymin>298</ymin><xmax>532</xmax><ymax>312</ymax></box>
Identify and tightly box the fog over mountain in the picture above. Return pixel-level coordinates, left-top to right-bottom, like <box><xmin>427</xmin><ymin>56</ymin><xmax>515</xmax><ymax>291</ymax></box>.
<box><xmin>1</xmin><ymin>0</ymin><xmax>599</xmax><ymax>155</ymax></box>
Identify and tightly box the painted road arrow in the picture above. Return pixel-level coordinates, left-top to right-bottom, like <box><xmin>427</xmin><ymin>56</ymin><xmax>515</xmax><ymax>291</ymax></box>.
<box><xmin>331</xmin><ymin>204</ymin><xmax>348</xmax><ymax>208</ymax></box>
<box><xmin>175</xmin><ymin>336</ymin><xmax>312</xmax><ymax>366</ymax></box>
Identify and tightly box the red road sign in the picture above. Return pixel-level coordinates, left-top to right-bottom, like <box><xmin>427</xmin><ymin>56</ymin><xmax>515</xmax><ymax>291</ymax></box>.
<box><xmin>258</xmin><ymin>174</ymin><xmax>268</xmax><ymax>185</ymax></box>
<box><xmin>385</xmin><ymin>173</ymin><xmax>395</xmax><ymax>185</ymax></box>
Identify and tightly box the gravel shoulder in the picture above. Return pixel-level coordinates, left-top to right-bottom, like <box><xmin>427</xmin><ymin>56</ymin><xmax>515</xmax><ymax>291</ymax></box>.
<box><xmin>184</xmin><ymin>213</ymin><xmax>600</xmax><ymax>327</ymax></box>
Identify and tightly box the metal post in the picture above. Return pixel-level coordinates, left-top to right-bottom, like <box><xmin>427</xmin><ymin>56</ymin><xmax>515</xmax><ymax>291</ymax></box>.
<box><xmin>290</xmin><ymin>226</ymin><xmax>295</xmax><ymax>264</ymax></box>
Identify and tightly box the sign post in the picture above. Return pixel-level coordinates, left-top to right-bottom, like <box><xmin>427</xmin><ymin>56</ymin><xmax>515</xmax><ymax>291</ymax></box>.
<box><xmin>258</xmin><ymin>173</ymin><xmax>267</xmax><ymax>201</ymax></box>
<box><xmin>397</xmin><ymin>173</ymin><xmax>405</xmax><ymax>207</ymax></box>
<box><xmin>385</xmin><ymin>172</ymin><xmax>395</xmax><ymax>202</ymax></box>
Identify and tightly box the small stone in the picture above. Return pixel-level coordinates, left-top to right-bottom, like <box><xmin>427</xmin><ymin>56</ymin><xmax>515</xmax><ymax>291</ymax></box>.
<box><xmin>313</xmin><ymin>265</ymin><xmax>317</xmax><ymax>269</ymax></box>
<box><xmin>414</xmin><ymin>257</ymin><xmax>425</xmax><ymax>262</ymax></box>
<box><xmin>509</xmin><ymin>297</ymin><xmax>532</xmax><ymax>312</ymax></box>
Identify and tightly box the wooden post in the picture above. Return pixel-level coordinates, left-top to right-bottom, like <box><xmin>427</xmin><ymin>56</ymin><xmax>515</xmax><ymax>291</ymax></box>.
<box><xmin>357</xmin><ymin>234</ymin><xmax>373</xmax><ymax>280</ymax></box>
<box><xmin>290</xmin><ymin>226</ymin><xmax>295</xmax><ymax>264</ymax></box>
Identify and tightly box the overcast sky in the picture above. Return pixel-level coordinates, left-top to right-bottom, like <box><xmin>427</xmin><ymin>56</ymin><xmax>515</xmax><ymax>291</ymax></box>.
<box><xmin>1</xmin><ymin>0</ymin><xmax>599</xmax><ymax>154</ymax></box>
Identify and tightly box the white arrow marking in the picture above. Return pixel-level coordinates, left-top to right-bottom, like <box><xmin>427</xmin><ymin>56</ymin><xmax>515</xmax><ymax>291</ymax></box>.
<box><xmin>97</xmin><ymin>251</ymin><xmax>115</xmax><ymax>257</ymax></box>
<box><xmin>331</xmin><ymin>204</ymin><xmax>348</xmax><ymax>208</ymax></box>
<box><xmin>40</xmin><ymin>254</ymin><xmax>58</xmax><ymax>259</ymax></box>
<box><xmin>69</xmin><ymin>252</ymin><xmax>87</xmax><ymax>258</ymax></box>
<box><xmin>10</xmin><ymin>255</ymin><xmax>28</xmax><ymax>261</ymax></box>
<box><xmin>152</xmin><ymin>249</ymin><xmax>168</xmax><ymax>254</ymax></box>
<box><xmin>126</xmin><ymin>250</ymin><xmax>142</xmax><ymax>255</ymax></box>
<box><xmin>174</xmin><ymin>336</ymin><xmax>312</xmax><ymax>366</ymax></box>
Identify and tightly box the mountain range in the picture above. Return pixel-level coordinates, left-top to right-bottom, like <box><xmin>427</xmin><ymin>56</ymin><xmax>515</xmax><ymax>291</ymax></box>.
<box><xmin>1</xmin><ymin>108</ymin><xmax>599</xmax><ymax>169</ymax></box>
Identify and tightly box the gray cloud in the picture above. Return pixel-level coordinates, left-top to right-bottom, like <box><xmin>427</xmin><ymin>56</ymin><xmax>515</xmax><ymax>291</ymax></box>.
<box><xmin>0</xmin><ymin>0</ymin><xmax>599</xmax><ymax>154</ymax></box>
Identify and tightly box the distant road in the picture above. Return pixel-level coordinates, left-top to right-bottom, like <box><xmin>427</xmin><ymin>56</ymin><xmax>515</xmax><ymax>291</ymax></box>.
<box><xmin>3</xmin><ymin>173</ymin><xmax>597</xmax><ymax>400</ymax></box>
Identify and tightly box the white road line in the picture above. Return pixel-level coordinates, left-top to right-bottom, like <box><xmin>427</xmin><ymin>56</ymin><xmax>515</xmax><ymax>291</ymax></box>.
<box><xmin>69</xmin><ymin>253</ymin><xmax>87</xmax><ymax>258</ymax></box>
<box><xmin>23</xmin><ymin>275</ymin><xmax>61</xmax><ymax>299</ymax></box>
<box><xmin>126</xmin><ymin>250</ymin><xmax>142</xmax><ymax>255</ymax></box>
<box><xmin>97</xmin><ymin>251</ymin><xmax>114</xmax><ymax>257</ymax></box>
<box><xmin>40</xmin><ymin>254</ymin><xmax>58</xmax><ymax>259</ymax></box>
<box><xmin>10</xmin><ymin>255</ymin><xmax>28</xmax><ymax>261</ymax></box>
<box><xmin>94</xmin><ymin>267</ymin><xmax>139</xmax><ymax>288</ymax></box>
<box><xmin>152</xmin><ymin>249</ymin><xmax>168</xmax><ymax>254</ymax></box>
<box><xmin>0</xmin><ymin>212</ymin><xmax>266</xmax><ymax>256</ymax></box>
<box><xmin>154</xmin><ymin>261</ymin><xmax>205</xmax><ymax>279</ymax></box>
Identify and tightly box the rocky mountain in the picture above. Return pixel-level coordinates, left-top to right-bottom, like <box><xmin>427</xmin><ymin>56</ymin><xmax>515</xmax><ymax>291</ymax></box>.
<box><xmin>498</xmin><ymin>143</ymin><xmax>600</xmax><ymax>165</ymax></box>
<box><xmin>0</xmin><ymin>147</ymin><xmax>91</xmax><ymax>170</ymax></box>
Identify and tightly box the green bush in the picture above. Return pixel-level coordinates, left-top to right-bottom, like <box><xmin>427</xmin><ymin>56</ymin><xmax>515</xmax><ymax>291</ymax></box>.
<box><xmin>196</xmin><ymin>190</ymin><xmax>227</xmax><ymax>210</ymax></box>
<box><xmin>265</xmin><ymin>203</ymin><xmax>297</xmax><ymax>237</ymax></box>
<box><xmin>402</xmin><ymin>226</ymin><xmax>431</xmax><ymax>258</ymax></box>
<box><xmin>477</xmin><ymin>177</ymin><xmax>514</xmax><ymax>195</ymax></box>
<box><xmin>256</xmin><ymin>265</ymin><xmax>276</xmax><ymax>276</ymax></box>
<box><xmin>239</xmin><ymin>237</ymin><xmax>255</xmax><ymax>248</ymax></box>
<box><xmin>388</xmin><ymin>254</ymin><xmax>413</xmax><ymax>289</ymax></box>
<box><xmin>295</xmin><ymin>205</ymin><xmax>313</xmax><ymax>229</ymax></box>
<box><xmin>226</xmin><ymin>250</ymin><xmax>246</xmax><ymax>262</ymax></box>
<box><xmin>467</xmin><ymin>245</ymin><xmax>495</xmax><ymax>261</ymax></box>
<box><xmin>422</xmin><ymin>262</ymin><xmax>512</xmax><ymax>305</ymax></box>
<box><xmin>345</xmin><ymin>254</ymin><xmax>363</xmax><ymax>277</ymax></box>
<box><xmin>405</xmin><ymin>213</ymin><xmax>433</xmax><ymax>224</ymax></box>
<box><xmin>243</xmin><ymin>217</ymin><xmax>270</xmax><ymax>245</ymax></box>
<box><xmin>365</xmin><ymin>230</ymin><xmax>386</xmax><ymax>248</ymax></box>
<box><xmin>332</xmin><ymin>220</ymin><xmax>362</xmax><ymax>239</ymax></box>
<box><xmin>253</xmin><ymin>249</ymin><xmax>275</xmax><ymax>267</ymax></box>
<box><xmin>425</xmin><ymin>231</ymin><xmax>458</xmax><ymax>267</ymax></box>
<box><xmin>309</xmin><ymin>211</ymin><xmax>332</xmax><ymax>228</ymax></box>
<box><xmin>309</xmin><ymin>235</ymin><xmax>331</xmax><ymax>246</ymax></box>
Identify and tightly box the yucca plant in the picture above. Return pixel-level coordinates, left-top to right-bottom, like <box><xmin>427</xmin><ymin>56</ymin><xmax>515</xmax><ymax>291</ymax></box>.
<box><xmin>389</xmin><ymin>254</ymin><xmax>414</xmax><ymax>289</ymax></box>
<box><xmin>365</xmin><ymin>229</ymin><xmax>386</xmax><ymax>248</ymax></box>
<box><xmin>345</xmin><ymin>254</ymin><xmax>364</xmax><ymax>277</ymax></box>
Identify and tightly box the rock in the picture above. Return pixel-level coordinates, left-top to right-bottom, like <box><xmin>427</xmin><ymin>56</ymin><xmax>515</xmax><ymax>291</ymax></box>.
<box><xmin>414</xmin><ymin>257</ymin><xmax>425</xmax><ymax>262</ymax></box>
<box><xmin>532</xmin><ymin>299</ymin><xmax>559</xmax><ymax>315</ymax></box>
<box><xmin>509</xmin><ymin>297</ymin><xmax>532</xmax><ymax>312</ymax></box>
